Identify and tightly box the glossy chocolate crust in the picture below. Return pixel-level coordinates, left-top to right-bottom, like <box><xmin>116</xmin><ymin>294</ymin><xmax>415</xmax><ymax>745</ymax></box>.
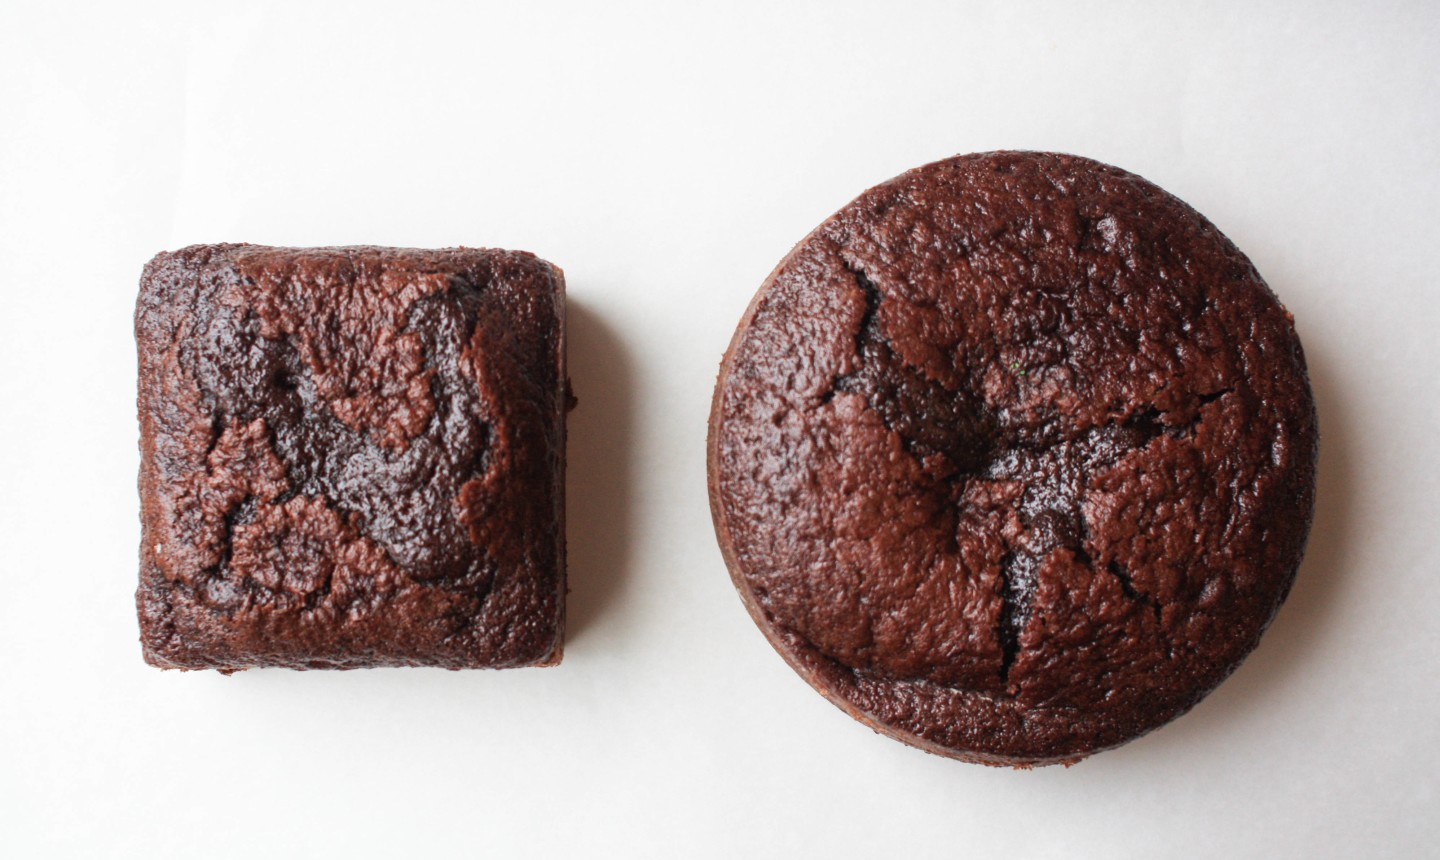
<box><xmin>136</xmin><ymin>245</ymin><xmax>566</xmax><ymax>670</ymax></box>
<box><xmin>708</xmin><ymin>152</ymin><xmax>1317</xmax><ymax>765</ymax></box>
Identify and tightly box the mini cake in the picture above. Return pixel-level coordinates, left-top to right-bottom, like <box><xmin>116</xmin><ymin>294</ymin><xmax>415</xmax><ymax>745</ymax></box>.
<box><xmin>708</xmin><ymin>152</ymin><xmax>1318</xmax><ymax>765</ymax></box>
<box><xmin>135</xmin><ymin>245</ymin><xmax>566</xmax><ymax>670</ymax></box>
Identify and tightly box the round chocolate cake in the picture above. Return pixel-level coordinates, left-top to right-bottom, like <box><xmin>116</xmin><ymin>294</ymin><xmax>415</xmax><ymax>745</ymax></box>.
<box><xmin>707</xmin><ymin>151</ymin><xmax>1318</xmax><ymax>766</ymax></box>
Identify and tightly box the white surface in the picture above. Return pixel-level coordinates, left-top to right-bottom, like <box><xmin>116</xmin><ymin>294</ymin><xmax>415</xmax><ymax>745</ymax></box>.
<box><xmin>2</xmin><ymin>1</ymin><xmax>1437</xmax><ymax>857</ymax></box>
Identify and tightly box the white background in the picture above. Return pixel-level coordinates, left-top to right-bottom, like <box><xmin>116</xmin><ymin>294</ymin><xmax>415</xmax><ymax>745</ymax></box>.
<box><xmin>2</xmin><ymin>2</ymin><xmax>1437</xmax><ymax>857</ymax></box>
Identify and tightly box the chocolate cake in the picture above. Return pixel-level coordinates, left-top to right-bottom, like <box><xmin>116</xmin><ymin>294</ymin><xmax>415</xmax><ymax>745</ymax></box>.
<box><xmin>708</xmin><ymin>152</ymin><xmax>1318</xmax><ymax>765</ymax></box>
<box><xmin>136</xmin><ymin>244</ymin><xmax>566</xmax><ymax>670</ymax></box>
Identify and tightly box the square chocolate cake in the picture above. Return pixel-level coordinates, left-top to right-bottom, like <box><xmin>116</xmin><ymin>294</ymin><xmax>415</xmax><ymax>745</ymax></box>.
<box><xmin>135</xmin><ymin>245</ymin><xmax>566</xmax><ymax>670</ymax></box>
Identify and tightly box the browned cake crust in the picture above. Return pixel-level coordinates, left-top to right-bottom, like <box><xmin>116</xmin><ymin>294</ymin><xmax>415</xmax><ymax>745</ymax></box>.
<box><xmin>136</xmin><ymin>244</ymin><xmax>566</xmax><ymax>670</ymax></box>
<box><xmin>708</xmin><ymin>152</ymin><xmax>1318</xmax><ymax>765</ymax></box>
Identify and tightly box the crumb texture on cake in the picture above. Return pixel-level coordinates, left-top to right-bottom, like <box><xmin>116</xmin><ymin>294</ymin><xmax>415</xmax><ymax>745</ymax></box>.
<box><xmin>709</xmin><ymin>152</ymin><xmax>1317</xmax><ymax>764</ymax></box>
<box><xmin>136</xmin><ymin>245</ymin><xmax>565</xmax><ymax>670</ymax></box>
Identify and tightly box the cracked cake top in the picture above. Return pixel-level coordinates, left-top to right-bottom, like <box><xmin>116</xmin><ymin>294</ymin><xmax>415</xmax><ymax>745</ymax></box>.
<box><xmin>708</xmin><ymin>151</ymin><xmax>1317</xmax><ymax>765</ymax></box>
<box><xmin>136</xmin><ymin>245</ymin><xmax>566</xmax><ymax>671</ymax></box>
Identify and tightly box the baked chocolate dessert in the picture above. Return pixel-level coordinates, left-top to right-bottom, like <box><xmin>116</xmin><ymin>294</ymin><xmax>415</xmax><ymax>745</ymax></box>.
<box><xmin>136</xmin><ymin>245</ymin><xmax>566</xmax><ymax>670</ymax></box>
<box><xmin>708</xmin><ymin>152</ymin><xmax>1317</xmax><ymax>765</ymax></box>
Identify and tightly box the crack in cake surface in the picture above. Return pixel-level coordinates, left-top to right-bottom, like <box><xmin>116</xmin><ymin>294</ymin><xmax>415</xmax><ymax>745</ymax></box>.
<box><xmin>186</xmin><ymin>280</ymin><xmax>497</xmax><ymax>593</ymax></box>
<box><xmin>803</xmin><ymin>244</ymin><xmax>1241</xmax><ymax>691</ymax></box>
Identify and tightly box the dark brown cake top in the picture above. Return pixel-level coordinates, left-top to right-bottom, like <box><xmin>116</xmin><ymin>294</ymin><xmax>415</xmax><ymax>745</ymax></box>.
<box><xmin>709</xmin><ymin>152</ymin><xmax>1317</xmax><ymax>764</ymax></box>
<box><xmin>136</xmin><ymin>245</ymin><xmax>565</xmax><ymax>670</ymax></box>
